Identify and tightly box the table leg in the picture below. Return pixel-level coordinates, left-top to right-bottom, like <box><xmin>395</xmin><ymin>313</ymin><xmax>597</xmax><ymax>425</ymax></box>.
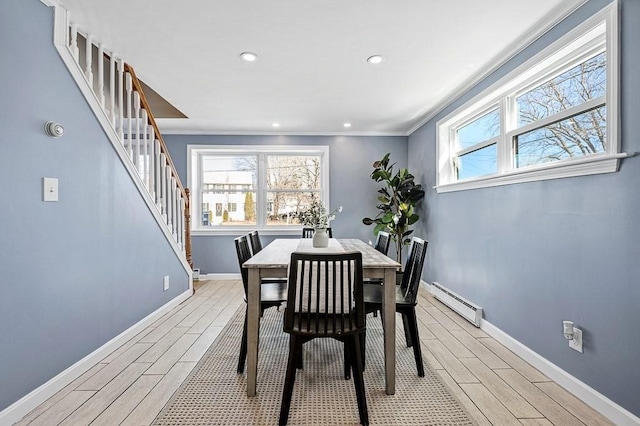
<box><xmin>382</xmin><ymin>267</ymin><xmax>396</xmax><ymax>395</ymax></box>
<box><xmin>246</xmin><ymin>268</ymin><xmax>261</xmax><ymax>396</ymax></box>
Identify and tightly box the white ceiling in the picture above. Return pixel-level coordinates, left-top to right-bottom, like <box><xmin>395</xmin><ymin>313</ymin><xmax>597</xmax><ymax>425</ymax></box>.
<box><xmin>59</xmin><ymin>0</ymin><xmax>585</xmax><ymax>136</ymax></box>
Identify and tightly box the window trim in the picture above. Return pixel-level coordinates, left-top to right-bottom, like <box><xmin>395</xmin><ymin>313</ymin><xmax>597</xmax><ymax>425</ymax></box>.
<box><xmin>436</xmin><ymin>2</ymin><xmax>621</xmax><ymax>193</ymax></box>
<box><xmin>187</xmin><ymin>145</ymin><xmax>330</xmax><ymax>236</ymax></box>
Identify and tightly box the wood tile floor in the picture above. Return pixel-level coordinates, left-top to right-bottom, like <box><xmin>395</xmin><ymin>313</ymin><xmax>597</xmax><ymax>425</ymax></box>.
<box><xmin>15</xmin><ymin>280</ymin><xmax>614</xmax><ymax>425</ymax></box>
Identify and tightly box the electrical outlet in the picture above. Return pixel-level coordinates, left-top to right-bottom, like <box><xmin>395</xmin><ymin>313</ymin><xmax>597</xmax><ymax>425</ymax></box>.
<box><xmin>569</xmin><ymin>327</ymin><xmax>583</xmax><ymax>353</ymax></box>
<box><xmin>163</xmin><ymin>275</ymin><xmax>170</xmax><ymax>291</ymax></box>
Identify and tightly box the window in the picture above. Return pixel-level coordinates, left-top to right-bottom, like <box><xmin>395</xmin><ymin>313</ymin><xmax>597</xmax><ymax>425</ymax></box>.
<box><xmin>188</xmin><ymin>145</ymin><xmax>329</xmax><ymax>234</ymax></box>
<box><xmin>436</xmin><ymin>4</ymin><xmax>622</xmax><ymax>193</ymax></box>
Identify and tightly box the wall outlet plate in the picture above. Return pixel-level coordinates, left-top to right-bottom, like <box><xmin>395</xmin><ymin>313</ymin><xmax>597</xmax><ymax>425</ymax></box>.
<box><xmin>569</xmin><ymin>327</ymin><xmax>583</xmax><ymax>353</ymax></box>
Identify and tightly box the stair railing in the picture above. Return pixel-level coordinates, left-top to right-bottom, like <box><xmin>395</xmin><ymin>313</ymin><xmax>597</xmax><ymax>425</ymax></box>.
<box><xmin>62</xmin><ymin>22</ymin><xmax>192</xmax><ymax>268</ymax></box>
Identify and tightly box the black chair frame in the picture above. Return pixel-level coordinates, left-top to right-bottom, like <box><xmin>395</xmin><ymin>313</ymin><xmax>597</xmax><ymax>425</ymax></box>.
<box><xmin>364</xmin><ymin>237</ymin><xmax>428</xmax><ymax>377</ymax></box>
<box><xmin>279</xmin><ymin>252</ymin><xmax>368</xmax><ymax>426</ymax></box>
<box><xmin>234</xmin><ymin>235</ymin><xmax>287</xmax><ymax>374</ymax></box>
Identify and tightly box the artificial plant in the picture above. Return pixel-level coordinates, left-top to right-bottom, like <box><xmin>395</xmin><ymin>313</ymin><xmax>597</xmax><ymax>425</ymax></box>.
<box><xmin>362</xmin><ymin>153</ymin><xmax>425</xmax><ymax>264</ymax></box>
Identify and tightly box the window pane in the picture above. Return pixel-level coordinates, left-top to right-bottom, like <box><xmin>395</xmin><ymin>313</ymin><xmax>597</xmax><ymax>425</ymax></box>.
<box><xmin>515</xmin><ymin>105</ymin><xmax>606</xmax><ymax>168</ymax></box>
<box><xmin>517</xmin><ymin>52</ymin><xmax>606</xmax><ymax>127</ymax></box>
<box><xmin>267</xmin><ymin>156</ymin><xmax>321</xmax><ymax>190</ymax></box>
<box><xmin>265</xmin><ymin>192</ymin><xmax>318</xmax><ymax>226</ymax></box>
<box><xmin>456</xmin><ymin>144</ymin><xmax>497</xmax><ymax>180</ymax></box>
<box><xmin>200</xmin><ymin>191</ymin><xmax>256</xmax><ymax>226</ymax></box>
<box><xmin>456</xmin><ymin>109</ymin><xmax>500</xmax><ymax>150</ymax></box>
<box><xmin>202</xmin><ymin>155</ymin><xmax>257</xmax><ymax>189</ymax></box>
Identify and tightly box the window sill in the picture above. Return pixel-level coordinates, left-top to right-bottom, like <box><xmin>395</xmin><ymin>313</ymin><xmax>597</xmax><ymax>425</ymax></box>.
<box><xmin>191</xmin><ymin>227</ymin><xmax>304</xmax><ymax>237</ymax></box>
<box><xmin>435</xmin><ymin>152</ymin><xmax>633</xmax><ymax>193</ymax></box>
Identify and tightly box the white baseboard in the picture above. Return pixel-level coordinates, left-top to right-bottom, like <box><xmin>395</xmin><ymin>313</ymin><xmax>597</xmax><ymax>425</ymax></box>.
<box><xmin>0</xmin><ymin>289</ymin><xmax>192</xmax><ymax>426</ymax></box>
<box><xmin>198</xmin><ymin>273</ymin><xmax>241</xmax><ymax>281</ymax></box>
<box><xmin>480</xmin><ymin>320</ymin><xmax>640</xmax><ymax>426</ymax></box>
<box><xmin>420</xmin><ymin>282</ymin><xmax>639</xmax><ymax>425</ymax></box>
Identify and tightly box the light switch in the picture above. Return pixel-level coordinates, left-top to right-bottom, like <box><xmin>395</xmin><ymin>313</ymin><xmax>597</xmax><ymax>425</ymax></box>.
<box><xmin>43</xmin><ymin>177</ymin><xmax>59</xmax><ymax>202</ymax></box>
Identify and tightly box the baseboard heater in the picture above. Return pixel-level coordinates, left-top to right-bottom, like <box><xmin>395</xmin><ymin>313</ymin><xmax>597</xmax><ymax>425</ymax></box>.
<box><xmin>430</xmin><ymin>282</ymin><xmax>483</xmax><ymax>327</ymax></box>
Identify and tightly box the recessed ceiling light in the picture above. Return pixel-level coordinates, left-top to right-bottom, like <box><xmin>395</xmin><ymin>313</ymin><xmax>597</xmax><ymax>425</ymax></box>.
<box><xmin>240</xmin><ymin>52</ymin><xmax>257</xmax><ymax>62</ymax></box>
<box><xmin>367</xmin><ymin>55</ymin><xmax>383</xmax><ymax>64</ymax></box>
<box><xmin>272</xmin><ymin>122</ymin><xmax>280</xmax><ymax>128</ymax></box>
<box><xmin>343</xmin><ymin>122</ymin><xmax>352</xmax><ymax>128</ymax></box>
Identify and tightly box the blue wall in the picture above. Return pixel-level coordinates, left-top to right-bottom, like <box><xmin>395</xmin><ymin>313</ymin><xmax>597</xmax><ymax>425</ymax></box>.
<box><xmin>409</xmin><ymin>0</ymin><xmax>640</xmax><ymax>417</ymax></box>
<box><xmin>0</xmin><ymin>1</ymin><xmax>190</xmax><ymax>412</ymax></box>
<box><xmin>163</xmin><ymin>135</ymin><xmax>408</xmax><ymax>273</ymax></box>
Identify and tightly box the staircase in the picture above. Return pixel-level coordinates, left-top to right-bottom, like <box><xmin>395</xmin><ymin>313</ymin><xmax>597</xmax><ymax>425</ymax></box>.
<box><xmin>47</xmin><ymin>1</ymin><xmax>192</xmax><ymax>269</ymax></box>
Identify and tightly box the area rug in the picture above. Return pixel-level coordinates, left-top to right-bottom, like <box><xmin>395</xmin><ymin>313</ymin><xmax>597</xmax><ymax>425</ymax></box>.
<box><xmin>153</xmin><ymin>305</ymin><xmax>475</xmax><ymax>425</ymax></box>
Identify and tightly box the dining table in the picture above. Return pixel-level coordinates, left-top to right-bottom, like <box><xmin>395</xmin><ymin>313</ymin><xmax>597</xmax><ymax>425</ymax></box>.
<box><xmin>242</xmin><ymin>238</ymin><xmax>401</xmax><ymax>397</ymax></box>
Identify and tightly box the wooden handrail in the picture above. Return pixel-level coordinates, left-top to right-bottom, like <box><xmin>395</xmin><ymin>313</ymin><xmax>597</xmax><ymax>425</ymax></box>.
<box><xmin>123</xmin><ymin>62</ymin><xmax>192</xmax><ymax>269</ymax></box>
<box><xmin>123</xmin><ymin>64</ymin><xmax>187</xmax><ymax>202</ymax></box>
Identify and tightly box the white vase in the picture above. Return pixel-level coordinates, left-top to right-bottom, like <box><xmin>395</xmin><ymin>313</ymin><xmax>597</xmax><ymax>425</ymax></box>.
<box><xmin>312</xmin><ymin>227</ymin><xmax>329</xmax><ymax>248</ymax></box>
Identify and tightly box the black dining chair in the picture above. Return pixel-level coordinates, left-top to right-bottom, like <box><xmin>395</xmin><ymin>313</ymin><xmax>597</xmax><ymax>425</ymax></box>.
<box><xmin>248</xmin><ymin>230</ymin><xmax>263</xmax><ymax>255</ymax></box>
<box><xmin>234</xmin><ymin>235</ymin><xmax>288</xmax><ymax>374</ymax></box>
<box><xmin>301</xmin><ymin>227</ymin><xmax>333</xmax><ymax>238</ymax></box>
<box><xmin>364</xmin><ymin>231</ymin><xmax>392</xmax><ymax>289</ymax></box>
<box><xmin>363</xmin><ymin>237</ymin><xmax>428</xmax><ymax>377</ymax></box>
<box><xmin>279</xmin><ymin>252</ymin><xmax>368</xmax><ymax>426</ymax></box>
<box><xmin>246</xmin><ymin>231</ymin><xmax>287</xmax><ymax>285</ymax></box>
<box><xmin>374</xmin><ymin>231</ymin><xmax>391</xmax><ymax>255</ymax></box>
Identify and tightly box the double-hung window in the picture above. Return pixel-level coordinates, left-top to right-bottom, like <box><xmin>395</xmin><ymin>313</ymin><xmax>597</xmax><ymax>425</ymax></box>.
<box><xmin>437</xmin><ymin>4</ymin><xmax>621</xmax><ymax>192</ymax></box>
<box><xmin>188</xmin><ymin>145</ymin><xmax>329</xmax><ymax>234</ymax></box>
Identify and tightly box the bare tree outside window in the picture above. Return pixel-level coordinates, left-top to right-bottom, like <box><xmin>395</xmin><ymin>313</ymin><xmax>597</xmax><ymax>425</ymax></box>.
<box><xmin>266</xmin><ymin>156</ymin><xmax>321</xmax><ymax>225</ymax></box>
<box><xmin>515</xmin><ymin>52</ymin><xmax>606</xmax><ymax>167</ymax></box>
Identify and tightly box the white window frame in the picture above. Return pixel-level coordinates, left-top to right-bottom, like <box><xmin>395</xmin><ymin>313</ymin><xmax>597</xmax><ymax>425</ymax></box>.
<box><xmin>188</xmin><ymin>145</ymin><xmax>330</xmax><ymax>236</ymax></box>
<box><xmin>436</xmin><ymin>3</ymin><xmax>623</xmax><ymax>193</ymax></box>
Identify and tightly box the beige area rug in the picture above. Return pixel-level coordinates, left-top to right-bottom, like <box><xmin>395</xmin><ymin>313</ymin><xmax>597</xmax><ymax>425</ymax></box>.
<box><xmin>153</xmin><ymin>305</ymin><xmax>475</xmax><ymax>425</ymax></box>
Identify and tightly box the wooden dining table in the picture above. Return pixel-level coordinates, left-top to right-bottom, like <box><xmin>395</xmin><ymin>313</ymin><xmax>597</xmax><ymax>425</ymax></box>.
<box><xmin>242</xmin><ymin>238</ymin><xmax>401</xmax><ymax>397</ymax></box>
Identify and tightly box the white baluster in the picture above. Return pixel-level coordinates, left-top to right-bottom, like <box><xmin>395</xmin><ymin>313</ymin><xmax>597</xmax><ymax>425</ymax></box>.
<box><xmin>167</xmin><ymin>170</ymin><xmax>174</xmax><ymax>228</ymax></box>
<box><xmin>125</xmin><ymin>73</ymin><xmax>133</xmax><ymax>159</ymax></box>
<box><xmin>84</xmin><ymin>34</ymin><xmax>93</xmax><ymax>86</ymax></box>
<box><xmin>160</xmin><ymin>153</ymin><xmax>167</xmax><ymax>216</ymax></box>
<box><xmin>70</xmin><ymin>23</ymin><xmax>79</xmax><ymax>62</ymax></box>
<box><xmin>133</xmin><ymin>91</ymin><xmax>141</xmax><ymax>169</ymax></box>
<box><xmin>178</xmin><ymin>197</ymin><xmax>184</xmax><ymax>251</ymax></box>
<box><xmin>117</xmin><ymin>59</ymin><xmax>124</xmax><ymax>142</ymax></box>
<box><xmin>149</xmin><ymin>128</ymin><xmax>156</xmax><ymax>200</ymax></box>
<box><xmin>109</xmin><ymin>54</ymin><xmax>116</xmax><ymax>126</ymax></box>
<box><xmin>169</xmin><ymin>179</ymin><xmax>176</xmax><ymax>237</ymax></box>
<box><xmin>97</xmin><ymin>43</ymin><xmax>105</xmax><ymax>107</ymax></box>
<box><xmin>174</xmin><ymin>186</ymin><xmax>179</xmax><ymax>241</ymax></box>
<box><xmin>141</xmin><ymin>110</ymin><xmax>149</xmax><ymax>189</ymax></box>
<box><xmin>155</xmin><ymin>140</ymin><xmax>162</xmax><ymax>206</ymax></box>
<box><xmin>179</xmin><ymin>197</ymin><xmax>185</xmax><ymax>250</ymax></box>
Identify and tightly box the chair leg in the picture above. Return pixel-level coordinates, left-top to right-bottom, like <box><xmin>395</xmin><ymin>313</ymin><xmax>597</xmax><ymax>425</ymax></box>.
<box><xmin>402</xmin><ymin>313</ymin><xmax>413</xmax><ymax>347</ymax></box>
<box><xmin>406</xmin><ymin>308</ymin><xmax>425</xmax><ymax>377</ymax></box>
<box><xmin>350</xmin><ymin>335</ymin><xmax>369</xmax><ymax>426</ymax></box>
<box><xmin>237</xmin><ymin>307</ymin><xmax>248</xmax><ymax>374</ymax></box>
<box><xmin>279</xmin><ymin>336</ymin><xmax>300</xmax><ymax>425</ymax></box>
<box><xmin>360</xmin><ymin>331</ymin><xmax>366</xmax><ymax>371</ymax></box>
<box><xmin>295</xmin><ymin>342</ymin><xmax>304</xmax><ymax>370</ymax></box>
<box><xmin>344</xmin><ymin>342</ymin><xmax>351</xmax><ymax>380</ymax></box>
